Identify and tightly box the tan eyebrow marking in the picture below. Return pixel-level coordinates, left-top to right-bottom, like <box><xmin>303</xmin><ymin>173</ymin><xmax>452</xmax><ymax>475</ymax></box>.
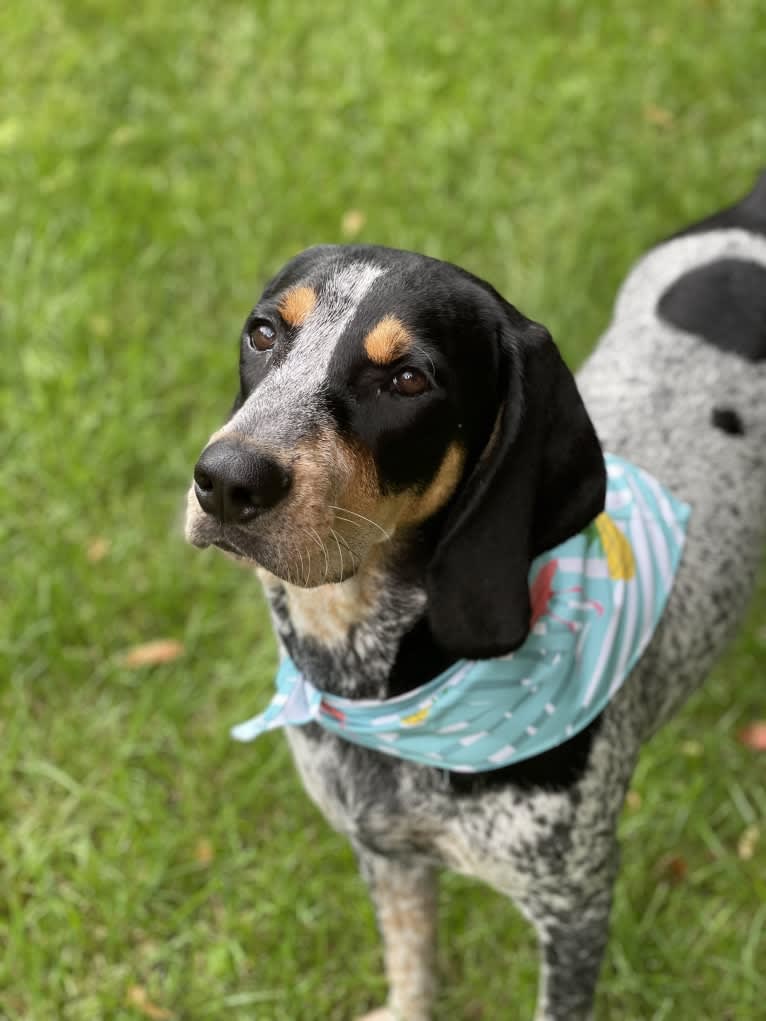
<box><xmin>278</xmin><ymin>286</ymin><xmax>317</xmax><ymax>327</ymax></box>
<box><xmin>364</xmin><ymin>314</ymin><xmax>413</xmax><ymax>365</ymax></box>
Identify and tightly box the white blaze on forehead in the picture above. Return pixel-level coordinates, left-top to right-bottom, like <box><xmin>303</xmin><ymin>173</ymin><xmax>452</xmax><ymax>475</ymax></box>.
<box><xmin>290</xmin><ymin>261</ymin><xmax>388</xmax><ymax>375</ymax></box>
<box><xmin>230</xmin><ymin>261</ymin><xmax>387</xmax><ymax>435</ymax></box>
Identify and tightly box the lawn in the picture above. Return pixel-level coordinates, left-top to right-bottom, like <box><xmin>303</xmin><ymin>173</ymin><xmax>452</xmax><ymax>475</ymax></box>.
<box><xmin>1</xmin><ymin>1</ymin><xmax>765</xmax><ymax>1019</ymax></box>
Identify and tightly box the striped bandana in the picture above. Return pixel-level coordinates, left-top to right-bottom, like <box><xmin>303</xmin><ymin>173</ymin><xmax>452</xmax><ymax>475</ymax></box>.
<box><xmin>232</xmin><ymin>455</ymin><xmax>691</xmax><ymax>773</ymax></box>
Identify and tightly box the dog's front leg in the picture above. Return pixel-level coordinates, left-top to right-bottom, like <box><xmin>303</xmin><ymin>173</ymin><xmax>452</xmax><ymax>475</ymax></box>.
<box><xmin>523</xmin><ymin>845</ymin><xmax>619</xmax><ymax>1021</ymax></box>
<box><xmin>354</xmin><ymin>849</ymin><xmax>439</xmax><ymax>1021</ymax></box>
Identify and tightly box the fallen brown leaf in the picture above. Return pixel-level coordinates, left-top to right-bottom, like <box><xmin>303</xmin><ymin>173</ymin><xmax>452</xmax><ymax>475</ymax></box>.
<box><xmin>122</xmin><ymin>640</ymin><xmax>185</xmax><ymax>668</ymax></box>
<box><xmin>657</xmin><ymin>854</ymin><xmax>688</xmax><ymax>884</ymax></box>
<box><xmin>643</xmin><ymin>104</ymin><xmax>674</xmax><ymax>128</ymax></box>
<box><xmin>126</xmin><ymin>985</ymin><xmax>174</xmax><ymax>1020</ymax></box>
<box><xmin>625</xmin><ymin>789</ymin><xmax>642</xmax><ymax>811</ymax></box>
<box><xmin>737</xmin><ymin>721</ymin><xmax>766</xmax><ymax>751</ymax></box>
<box><xmin>737</xmin><ymin>825</ymin><xmax>760</xmax><ymax>861</ymax></box>
<box><xmin>86</xmin><ymin>536</ymin><xmax>111</xmax><ymax>563</ymax></box>
<box><xmin>465</xmin><ymin>1002</ymin><xmax>486</xmax><ymax>1020</ymax></box>
<box><xmin>194</xmin><ymin>838</ymin><xmax>215</xmax><ymax>866</ymax></box>
<box><xmin>341</xmin><ymin>209</ymin><xmax>366</xmax><ymax>238</ymax></box>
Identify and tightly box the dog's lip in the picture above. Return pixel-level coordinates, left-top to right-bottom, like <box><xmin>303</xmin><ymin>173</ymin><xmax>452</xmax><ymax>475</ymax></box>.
<box><xmin>210</xmin><ymin>534</ymin><xmax>253</xmax><ymax>560</ymax></box>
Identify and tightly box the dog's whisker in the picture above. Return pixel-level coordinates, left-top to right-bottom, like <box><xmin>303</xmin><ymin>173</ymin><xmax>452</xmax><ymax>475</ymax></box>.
<box><xmin>330</xmin><ymin>506</ymin><xmax>392</xmax><ymax>542</ymax></box>
<box><xmin>296</xmin><ymin>547</ymin><xmax>306</xmax><ymax>586</ymax></box>
<box><xmin>329</xmin><ymin>528</ymin><xmax>346</xmax><ymax>583</ymax></box>
<box><xmin>332</xmin><ymin>528</ymin><xmax>359</xmax><ymax>566</ymax></box>
<box><xmin>280</xmin><ymin>544</ymin><xmax>294</xmax><ymax>587</ymax></box>
<box><xmin>330</xmin><ymin>527</ymin><xmax>360</xmax><ymax>583</ymax></box>
<box><xmin>222</xmin><ymin>532</ymin><xmax>250</xmax><ymax>560</ymax></box>
<box><xmin>332</xmin><ymin>514</ymin><xmax>377</xmax><ymax>550</ymax></box>
<box><xmin>307</xmin><ymin>526</ymin><xmax>331</xmax><ymax>582</ymax></box>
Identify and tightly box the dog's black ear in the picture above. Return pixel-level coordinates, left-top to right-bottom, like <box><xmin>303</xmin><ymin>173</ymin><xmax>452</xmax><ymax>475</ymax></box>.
<box><xmin>426</xmin><ymin>307</ymin><xmax>606</xmax><ymax>660</ymax></box>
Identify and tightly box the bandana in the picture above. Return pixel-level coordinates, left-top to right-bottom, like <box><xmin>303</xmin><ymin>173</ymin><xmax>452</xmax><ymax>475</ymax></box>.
<box><xmin>232</xmin><ymin>455</ymin><xmax>690</xmax><ymax>772</ymax></box>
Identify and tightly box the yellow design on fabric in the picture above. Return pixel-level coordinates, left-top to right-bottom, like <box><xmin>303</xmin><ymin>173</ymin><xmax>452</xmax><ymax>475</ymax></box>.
<box><xmin>595</xmin><ymin>512</ymin><xmax>636</xmax><ymax>580</ymax></box>
<box><xmin>401</xmin><ymin>706</ymin><xmax>431</xmax><ymax>726</ymax></box>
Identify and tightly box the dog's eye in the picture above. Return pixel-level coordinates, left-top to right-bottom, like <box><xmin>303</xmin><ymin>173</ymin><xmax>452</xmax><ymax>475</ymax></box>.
<box><xmin>391</xmin><ymin>368</ymin><xmax>429</xmax><ymax>397</ymax></box>
<box><xmin>247</xmin><ymin>322</ymin><xmax>276</xmax><ymax>352</ymax></box>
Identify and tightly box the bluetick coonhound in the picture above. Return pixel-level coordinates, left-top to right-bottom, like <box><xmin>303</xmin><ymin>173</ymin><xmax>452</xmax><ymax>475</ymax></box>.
<box><xmin>185</xmin><ymin>174</ymin><xmax>766</xmax><ymax>1020</ymax></box>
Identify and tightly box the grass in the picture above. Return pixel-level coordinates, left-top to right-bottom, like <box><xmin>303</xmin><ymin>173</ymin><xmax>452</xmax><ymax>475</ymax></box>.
<box><xmin>1</xmin><ymin>1</ymin><xmax>765</xmax><ymax>1018</ymax></box>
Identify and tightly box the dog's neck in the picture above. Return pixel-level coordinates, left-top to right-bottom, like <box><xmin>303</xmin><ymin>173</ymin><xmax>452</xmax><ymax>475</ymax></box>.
<box><xmin>257</xmin><ymin>536</ymin><xmax>454</xmax><ymax>699</ymax></box>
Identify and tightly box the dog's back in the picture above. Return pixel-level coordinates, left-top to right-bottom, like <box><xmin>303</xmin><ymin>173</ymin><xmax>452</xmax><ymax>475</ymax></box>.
<box><xmin>578</xmin><ymin>172</ymin><xmax>766</xmax><ymax>731</ymax></box>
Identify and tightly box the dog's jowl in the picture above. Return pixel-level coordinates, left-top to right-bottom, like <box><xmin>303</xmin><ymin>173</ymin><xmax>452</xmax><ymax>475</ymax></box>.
<box><xmin>186</xmin><ymin>175</ymin><xmax>766</xmax><ymax>1021</ymax></box>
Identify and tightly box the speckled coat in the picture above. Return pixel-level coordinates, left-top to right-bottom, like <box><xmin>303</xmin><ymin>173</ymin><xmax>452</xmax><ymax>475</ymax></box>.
<box><xmin>187</xmin><ymin>175</ymin><xmax>766</xmax><ymax>1021</ymax></box>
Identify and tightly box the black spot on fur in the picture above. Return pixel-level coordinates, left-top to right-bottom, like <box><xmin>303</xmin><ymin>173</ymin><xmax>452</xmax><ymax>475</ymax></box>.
<box><xmin>657</xmin><ymin>259</ymin><xmax>766</xmax><ymax>362</ymax></box>
<box><xmin>711</xmin><ymin>406</ymin><xmax>745</xmax><ymax>436</ymax></box>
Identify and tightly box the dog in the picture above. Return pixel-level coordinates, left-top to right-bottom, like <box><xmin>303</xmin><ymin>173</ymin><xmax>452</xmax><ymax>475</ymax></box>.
<box><xmin>185</xmin><ymin>173</ymin><xmax>766</xmax><ymax>1020</ymax></box>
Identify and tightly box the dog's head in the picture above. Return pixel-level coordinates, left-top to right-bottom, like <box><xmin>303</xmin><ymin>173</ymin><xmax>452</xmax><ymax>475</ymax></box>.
<box><xmin>186</xmin><ymin>246</ymin><xmax>606</xmax><ymax>658</ymax></box>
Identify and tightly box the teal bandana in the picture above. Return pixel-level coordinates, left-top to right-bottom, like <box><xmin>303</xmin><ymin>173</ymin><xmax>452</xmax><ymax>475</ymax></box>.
<box><xmin>232</xmin><ymin>455</ymin><xmax>691</xmax><ymax>772</ymax></box>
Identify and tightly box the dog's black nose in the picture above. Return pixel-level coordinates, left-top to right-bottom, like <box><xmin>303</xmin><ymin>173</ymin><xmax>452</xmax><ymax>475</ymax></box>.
<box><xmin>193</xmin><ymin>441</ymin><xmax>291</xmax><ymax>524</ymax></box>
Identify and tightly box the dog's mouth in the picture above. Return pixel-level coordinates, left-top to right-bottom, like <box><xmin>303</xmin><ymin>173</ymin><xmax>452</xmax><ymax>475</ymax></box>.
<box><xmin>210</xmin><ymin>535</ymin><xmax>250</xmax><ymax>560</ymax></box>
<box><xmin>189</xmin><ymin>517</ymin><xmax>368</xmax><ymax>586</ymax></box>
<box><xmin>185</xmin><ymin>516</ymin><xmax>256</xmax><ymax>561</ymax></box>
<box><xmin>198</xmin><ymin>528</ymin><xmax>261</xmax><ymax>564</ymax></box>
<box><xmin>185</xmin><ymin>483</ymin><xmax>387</xmax><ymax>586</ymax></box>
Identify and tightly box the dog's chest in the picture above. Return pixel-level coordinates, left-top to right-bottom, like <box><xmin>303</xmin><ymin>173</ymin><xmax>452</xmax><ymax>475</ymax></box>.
<box><xmin>284</xmin><ymin>725</ymin><xmax>445</xmax><ymax>853</ymax></box>
<box><xmin>284</xmin><ymin>722</ymin><xmax>576</xmax><ymax>900</ymax></box>
<box><xmin>258</xmin><ymin>569</ymin><xmax>580</xmax><ymax>886</ymax></box>
<box><xmin>260</xmin><ymin>567</ymin><xmax>427</xmax><ymax>698</ymax></box>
